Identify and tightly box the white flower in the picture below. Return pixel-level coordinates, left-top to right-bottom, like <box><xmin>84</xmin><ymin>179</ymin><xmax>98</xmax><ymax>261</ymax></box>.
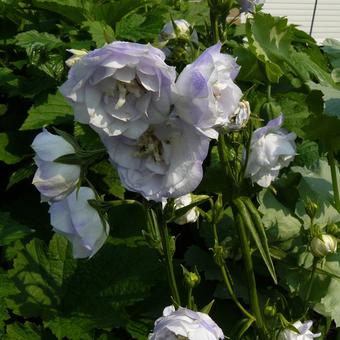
<box><xmin>49</xmin><ymin>187</ymin><xmax>109</xmax><ymax>259</ymax></box>
<box><xmin>65</xmin><ymin>49</ymin><xmax>88</xmax><ymax>67</ymax></box>
<box><xmin>245</xmin><ymin>114</ymin><xmax>296</xmax><ymax>187</ymax></box>
<box><xmin>173</xmin><ymin>43</ymin><xmax>242</xmax><ymax>139</ymax></box>
<box><xmin>148</xmin><ymin>305</ymin><xmax>224</xmax><ymax>340</ymax></box>
<box><xmin>60</xmin><ymin>41</ymin><xmax>176</xmax><ymax>140</ymax></box>
<box><xmin>31</xmin><ymin>129</ymin><xmax>81</xmax><ymax>202</ymax></box>
<box><xmin>173</xmin><ymin>194</ymin><xmax>199</xmax><ymax>225</ymax></box>
<box><xmin>160</xmin><ymin>19</ymin><xmax>198</xmax><ymax>43</ymax></box>
<box><xmin>278</xmin><ymin>320</ymin><xmax>321</xmax><ymax>340</ymax></box>
<box><xmin>311</xmin><ymin>234</ymin><xmax>337</xmax><ymax>258</ymax></box>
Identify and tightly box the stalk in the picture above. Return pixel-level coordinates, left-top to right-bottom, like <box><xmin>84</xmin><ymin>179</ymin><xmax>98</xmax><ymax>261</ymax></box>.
<box><xmin>233</xmin><ymin>199</ymin><xmax>267</xmax><ymax>339</ymax></box>
<box><xmin>212</xmin><ymin>222</ymin><xmax>255</xmax><ymax>321</ymax></box>
<box><xmin>158</xmin><ymin>213</ymin><xmax>181</xmax><ymax>306</ymax></box>
<box><xmin>328</xmin><ymin>151</ymin><xmax>340</xmax><ymax>212</ymax></box>
<box><xmin>209</xmin><ymin>1</ymin><xmax>220</xmax><ymax>43</ymax></box>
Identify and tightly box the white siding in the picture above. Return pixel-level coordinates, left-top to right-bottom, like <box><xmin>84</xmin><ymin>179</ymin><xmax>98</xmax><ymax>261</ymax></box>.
<box><xmin>262</xmin><ymin>0</ymin><xmax>340</xmax><ymax>42</ymax></box>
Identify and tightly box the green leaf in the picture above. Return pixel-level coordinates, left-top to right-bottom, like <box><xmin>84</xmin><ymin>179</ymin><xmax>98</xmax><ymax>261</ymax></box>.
<box><xmin>6</xmin><ymin>234</ymin><xmax>76</xmax><ymax>318</ymax></box>
<box><xmin>5</xmin><ymin>322</ymin><xmax>42</xmax><ymax>340</ymax></box>
<box><xmin>74</xmin><ymin>123</ymin><xmax>103</xmax><ymax>150</ymax></box>
<box><xmin>20</xmin><ymin>91</ymin><xmax>74</xmax><ymax>130</ymax></box>
<box><xmin>89</xmin><ymin>160</ymin><xmax>125</xmax><ymax>199</ymax></box>
<box><xmin>0</xmin><ymin>132</ymin><xmax>32</xmax><ymax>165</ymax></box>
<box><xmin>31</xmin><ymin>0</ymin><xmax>86</xmax><ymax>23</ymax></box>
<box><xmin>126</xmin><ymin>320</ymin><xmax>151</xmax><ymax>340</ymax></box>
<box><xmin>82</xmin><ymin>21</ymin><xmax>115</xmax><ymax>48</ymax></box>
<box><xmin>308</xmin><ymin>81</ymin><xmax>340</xmax><ymax>118</ymax></box>
<box><xmin>0</xmin><ymin>211</ymin><xmax>33</xmax><ymax>246</ymax></box>
<box><xmin>7</xmin><ymin>163</ymin><xmax>35</xmax><ymax>189</ymax></box>
<box><xmin>258</xmin><ymin>189</ymin><xmax>302</xmax><ymax>243</ymax></box>
<box><xmin>295</xmin><ymin>140</ymin><xmax>319</xmax><ymax>168</ymax></box>
<box><xmin>322</xmin><ymin>38</ymin><xmax>340</xmax><ymax>69</ymax></box>
<box><xmin>291</xmin><ymin>160</ymin><xmax>340</xmax><ymax>227</ymax></box>
<box><xmin>274</xmin><ymin>92</ymin><xmax>312</xmax><ymax>137</ymax></box>
<box><xmin>236</xmin><ymin>197</ymin><xmax>277</xmax><ymax>283</ymax></box>
<box><xmin>15</xmin><ymin>30</ymin><xmax>63</xmax><ymax>50</ymax></box>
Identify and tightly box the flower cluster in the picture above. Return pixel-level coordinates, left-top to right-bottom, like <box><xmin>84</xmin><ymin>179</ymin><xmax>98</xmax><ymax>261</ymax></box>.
<box><xmin>59</xmin><ymin>39</ymin><xmax>242</xmax><ymax>201</ymax></box>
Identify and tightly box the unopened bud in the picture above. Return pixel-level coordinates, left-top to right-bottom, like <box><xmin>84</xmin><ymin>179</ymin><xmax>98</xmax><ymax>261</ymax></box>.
<box><xmin>305</xmin><ymin>199</ymin><xmax>318</xmax><ymax>220</ymax></box>
<box><xmin>159</xmin><ymin>19</ymin><xmax>197</xmax><ymax>43</ymax></box>
<box><xmin>264</xmin><ymin>305</ymin><xmax>277</xmax><ymax>317</ymax></box>
<box><xmin>181</xmin><ymin>265</ymin><xmax>201</xmax><ymax>288</ymax></box>
<box><xmin>311</xmin><ymin>234</ymin><xmax>337</xmax><ymax>258</ymax></box>
<box><xmin>327</xmin><ymin>223</ymin><xmax>339</xmax><ymax>235</ymax></box>
<box><xmin>226</xmin><ymin>100</ymin><xmax>251</xmax><ymax>132</ymax></box>
<box><xmin>65</xmin><ymin>49</ymin><xmax>88</xmax><ymax>67</ymax></box>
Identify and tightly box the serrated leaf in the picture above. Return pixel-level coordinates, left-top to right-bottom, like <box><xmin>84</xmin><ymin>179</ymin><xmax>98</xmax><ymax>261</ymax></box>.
<box><xmin>295</xmin><ymin>140</ymin><xmax>319</xmax><ymax>168</ymax></box>
<box><xmin>322</xmin><ymin>38</ymin><xmax>340</xmax><ymax>69</ymax></box>
<box><xmin>5</xmin><ymin>322</ymin><xmax>42</xmax><ymax>340</ymax></box>
<box><xmin>82</xmin><ymin>21</ymin><xmax>115</xmax><ymax>48</ymax></box>
<box><xmin>6</xmin><ymin>234</ymin><xmax>76</xmax><ymax>318</ymax></box>
<box><xmin>20</xmin><ymin>91</ymin><xmax>74</xmax><ymax>130</ymax></box>
<box><xmin>15</xmin><ymin>30</ymin><xmax>63</xmax><ymax>50</ymax></box>
<box><xmin>0</xmin><ymin>211</ymin><xmax>33</xmax><ymax>246</ymax></box>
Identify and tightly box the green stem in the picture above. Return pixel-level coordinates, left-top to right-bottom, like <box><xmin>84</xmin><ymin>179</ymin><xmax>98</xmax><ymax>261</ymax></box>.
<box><xmin>233</xmin><ymin>201</ymin><xmax>267</xmax><ymax>339</ymax></box>
<box><xmin>328</xmin><ymin>151</ymin><xmax>340</xmax><ymax>212</ymax></box>
<box><xmin>212</xmin><ymin>222</ymin><xmax>255</xmax><ymax>321</ymax></box>
<box><xmin>209</xmin><ymin>3</ymin><xmax>220</xmax><ymax>43</ymax></box>
<box><xmin>187</xmin><ymin>286</ymin><xmax>193</xmax><ymax>309</ymax></box>
<box><xmin>158</xmin><ymin>213</ymin><xmax>181</xmax><ymax>306</ymax></box>
<box><xmin>305</xmin><ymin>258</ymin><xmax>318</xmax><ymax>306</ymax></box>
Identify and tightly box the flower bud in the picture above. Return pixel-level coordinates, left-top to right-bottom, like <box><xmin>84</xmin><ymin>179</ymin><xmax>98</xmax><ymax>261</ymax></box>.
<box><xmin>181</xmin><ymin>265</ymin><xmax>201</xmax><ymax>288</ymax></box>
<box><xmin>159</xmin><ymin>19</ymin><xmax>197</xmax><ymax>43</ymax></box>
<box><xmin>264</xmin><ymin>305</ymin><xmax>276</xmax><ymax>317</ymax></box>
<box><xmin>326</xmin><ymin>223</ymin><xmax>339</xmax><ymax>235</ymax></box>
<box><xmin>305</xmin><ymin>199</ymin><xmax>318</xmax><ymax>221</ymax></box>
<box><xmin>65</xmin><ymin>49</ymin><xmax>87</xmax><ymax>67</ymax></box>
<box><xmin>311</xmin><ymin>234</ymin><xmax>337</xmax><ymax>258</ymax></box>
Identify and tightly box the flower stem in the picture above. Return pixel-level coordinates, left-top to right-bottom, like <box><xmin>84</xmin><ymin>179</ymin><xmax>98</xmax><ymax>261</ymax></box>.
<box><xmin>209</xmin><ymin>1</ymin><xmax>220</xmax><ymax>43</ymax></box>
<box><xmin>212</xmin><ymin>222</ymin><xmax>255</xmax><ymax>321</ymax></box>
<box><xmin>328</xmin><ymin>151</ymin><xmax>340</xmax><ymax>212</ymax></box>
<box><xmin>158</xmin><ymin>213</ymin><xmax>181</xmax><ymax>307</ymax></box>
<box><xmin>233</xmin><ymin>200</ymin><xmax>267</xmax><ymax>339</ymax></box>
<box><xmin>305</xmin><ymin>257</ymin><xmax>318</xmax><ymax>306</ymax></box>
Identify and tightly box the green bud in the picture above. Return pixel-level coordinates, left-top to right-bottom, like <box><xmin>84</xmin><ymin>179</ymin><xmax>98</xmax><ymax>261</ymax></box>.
<box><xmin>327</xmin><ymin>223</ymin><xmax>339</xmax><ymax>235</ymax></box>
<box><xmin>311</xmin><ymin>234</ymin><xmax>337</xmax><ymax>258</ymax></box>
<box><xmin>168</xmin><ymin>236</ymin><xmax>176</xmax><ymax>257</ymax></box>
<box><xmin>305</xmin><ymin>199</ymin><xmax>318</xmax><ymax>220</ymax></box>
<box><xmin>181</xmin><ymin>265</ymin><xmax>201</xmax><ymax>288</ymax></box>
<box><xmin>264</xmin><ymin>305</ymin><xmax>276</xmax><ymax>317</ymax></box>
<box><xmin>213</xmin><ymin>244</ymin><xmax>227</xmax><ymax>267</ymax></box>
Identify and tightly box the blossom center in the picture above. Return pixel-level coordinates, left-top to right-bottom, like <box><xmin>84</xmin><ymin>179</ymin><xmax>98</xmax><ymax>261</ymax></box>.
<box><xmin>135</xmin><ymin>129</ymin><xmax>165</xmax><ymax>163</ymax></box>
<box><xmin>115</xmin><ymin>80</ymin><xmax>143</xmax><ymax>109</ymax></box>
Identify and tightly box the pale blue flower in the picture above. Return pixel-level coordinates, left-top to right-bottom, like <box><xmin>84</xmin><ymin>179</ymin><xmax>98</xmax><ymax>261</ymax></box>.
<box><xmin>60</xmin><ymin>41</ymin><xmax>176</xmax><ymax>139</ymax></box>
<box><xmin>245</xmin><ymin>114</ymin><xmax>297</xmax><ymax>187</ymax></box>
<box><xmin>239</xmin><ymin>0</ymin><xmax>265</xmax><ymax>13</ymax></box>
<box><xmin>173</xmin><ymin>42</ymin><xmax>242</xmax><ymax>139</ymax></box>
<box><xmin>100</xmin><ymin>115</ymin><xmax>210</xmax><ymax>202</ymax></box>
<box><xmin>49</xmin><ymin>187</ymin><xmax>109</xmax><ymax>259</ymax></box>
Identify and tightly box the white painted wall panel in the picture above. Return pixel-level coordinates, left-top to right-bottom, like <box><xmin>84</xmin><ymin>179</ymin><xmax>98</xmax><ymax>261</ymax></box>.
<box><xmin>262</xmin><ymin>0</ymin><xmax>340</xmax><ymax>42</ymax></box>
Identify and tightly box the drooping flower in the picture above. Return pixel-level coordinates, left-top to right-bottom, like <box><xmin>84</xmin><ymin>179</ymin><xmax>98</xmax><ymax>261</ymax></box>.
<box><xmin>173</xmin><ymin>42</ymin><xmax>242</xmax><ymax>139</ymax></box>
<box><xmin>148</xmin><ymin>305</ymin><xmax>225</xmax><ymax>340</ymax></box>
<box><xmin>100</xmin><ymin>115</ymin><xmax>210</xmax><ymax>202</ymax></box>
<box><xmin>49</xmin><ymin>186</ymin><xmax>109</xmax><ymax>259</ymax></box>
<box><xmin>60</xmin><ymin>41</ymin><xmax>176</xmax><ymax>139</ymax></box>
<box><xmin>245</xmin><ymin>114</ymin><xmax>296</xmax><ymax>187</ymax></box>
<box><xmin>278</xmin><ymin>320</ymin><xmax>321</xmax><ymax>340</ymax></box>
<box><xmin>31</xmin><ymin>129</ymin><xmax>81</xmax><ymax>202</ymax></box>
